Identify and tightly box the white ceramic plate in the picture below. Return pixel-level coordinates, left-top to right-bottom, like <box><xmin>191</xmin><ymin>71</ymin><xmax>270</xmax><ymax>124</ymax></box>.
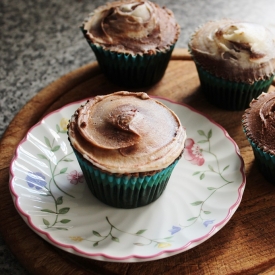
<box><xmin>9</xmin><ymin>97</ymin><xmax>245</xmax><ymax>262</ymax></box>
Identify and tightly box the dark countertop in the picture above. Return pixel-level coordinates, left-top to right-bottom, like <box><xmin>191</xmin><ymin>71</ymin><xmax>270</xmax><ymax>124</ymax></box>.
<box><xmin>1</xmin><ymin>0</ymin><xmax>275</xmax><ymax>274</ymax></box>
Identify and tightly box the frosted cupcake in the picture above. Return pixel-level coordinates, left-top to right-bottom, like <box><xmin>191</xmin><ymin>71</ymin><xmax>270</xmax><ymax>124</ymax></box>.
<box><xmin>67</xmin><ymin>91</ymin><xmax>186</xmax><ymax>208</ymax></box>
<box><xmin>242</xmin><ymin>91</ymin><xmax>275</xmax><ymax>184</ymax></box>
<box><xmin>189</xmin><ymin>19</ymin><xmax>275</xmax><ymax>110</ymax></box>
<box><xmin>81</xmin><ymin>0</ymin><xmax>180</xmax><ymax>88</ymax></box>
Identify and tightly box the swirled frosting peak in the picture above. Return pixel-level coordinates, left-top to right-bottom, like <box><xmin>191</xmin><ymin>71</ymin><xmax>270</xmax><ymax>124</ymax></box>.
<box><xmin>243</xmin><ymin>91</ymin><xmax>275</xmax><ymax>154</ymax></box>
<box><xmin>82</xmin><ymin>0</ymin><xmax>180</xmax><ymax>54</ymax></box>
<box><xmin>189</xmin><ymin>19</ymin><xmax>275</xmax><ymax>83</ymax></box>
<box><xmin>119</xmin><ymin>2</ymin><xmax>151</xmax><ymax>21</ymax></box>
<box><xmin>68</xmin><ymin>91</ymin><xmax>186</xmax><ymax>173</ymax></box>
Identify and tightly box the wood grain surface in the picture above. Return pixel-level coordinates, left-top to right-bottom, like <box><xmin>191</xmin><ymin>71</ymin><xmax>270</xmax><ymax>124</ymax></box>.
<box><xmin>1</xmin><ymin>48</ymin><xmax>275</xmax><ymax>275</ymax></box>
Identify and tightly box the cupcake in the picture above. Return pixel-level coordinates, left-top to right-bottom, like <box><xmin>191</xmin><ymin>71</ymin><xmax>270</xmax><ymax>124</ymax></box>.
<box><xmin>242</xmin><ymin>91</ymin><xmax>275</xmax><ymax>184</ymax></box>
<box><xmin>67</xmin><ymin>91</ymin><xmax>186</xmax><ymax>208</ymax></box>
<box><xmin>80</xmin><ymin>0</ymin><xmax>180</xmax><ymax>88</ymax></box>
<box><xmin>188</xmin><ymin>19</ymin><xmax>275</xmax><ymax>110</ymax></box>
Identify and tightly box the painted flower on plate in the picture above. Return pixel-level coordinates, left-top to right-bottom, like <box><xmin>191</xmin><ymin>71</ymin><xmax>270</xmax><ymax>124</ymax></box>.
<box><xmin>26</xmin><ymin>171</ymin><xmax>47</xmax><ymax>190</ymax></box>
<box><xmin>169</xmin><ymin>226</ymin><xmax>181</xmax><ymax>235</ymax></box>
<box><xmin>60</xmin><ymin>118</ymin><xmax>69</xmax><ymax>131</ymax></box>
<box><xmin>184</xmin><ymin>138</ymin><xmax>205</xmax><ymax>166</ymax></box>
<box><xmin>158</xmin><ymin>242</ymin><xmax>172</xmax><ymax>249</ymax></box>
<box><xmin>67</xmin><ymin>170</ymin><xmax>84</xmax><ymax>185</ymax></box>
<box><xmin>203</xmin><ymin>220</ymin><xmax>215</xmax><ymax>227</ymax></box>
<box><xmin>70</xmin><ymin>236</ymin><xmax>84</xmax><ymax>242</ymax></box>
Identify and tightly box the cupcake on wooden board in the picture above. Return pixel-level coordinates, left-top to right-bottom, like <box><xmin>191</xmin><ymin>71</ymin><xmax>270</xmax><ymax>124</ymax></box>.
<box><xmin>81</xmin><ymin>0</ymin><xmax>180</xmax><ymax>88</ymax></box>
<box><xmin>67</xmin><ymin>91</ymin><xmax>186</xmax><ymax>208</ymax></box>
<box><xmin>189</xmin><ymin>19</ymin><xmax>275</xmax><ymax>110</ymax></box>
<box><xmin>242</xmin><ymin>91</ymin><xmax>275</xmax><ymax>184</ymax></box>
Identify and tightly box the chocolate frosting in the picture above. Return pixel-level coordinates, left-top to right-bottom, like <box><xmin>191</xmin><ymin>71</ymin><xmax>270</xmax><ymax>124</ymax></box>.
<box><xmin>82</xmin><ymin>0</ymin><xmax>180</xmax><ymax>54</ymax></box>
<box><xmin>189</xmin><ymin>19</ymin><xmax>275</xmax><ymax>83</ymax></box>
<box><xmin>243</xmin><ymin>91</ymin><xmax>275</xmax><ymax>154</ymax></box>
<box><xmin>68</xmin><ymin>91</ymin><xmax>186</xmax><ymax>173</ymax></box>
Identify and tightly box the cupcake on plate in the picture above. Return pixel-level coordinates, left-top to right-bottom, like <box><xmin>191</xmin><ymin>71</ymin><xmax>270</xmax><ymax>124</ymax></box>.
<box><xmin>80</xmin><ymin>0</ymin><xmax>180</xmax><ymax>88</ymax></box>
<box><xmin>67</xmin><ymin>91</ymin><xmax>186</xmax><ymax>208</ymax></box>
<box><xmin>242</xmin><ymin>91</ymin><xmax>275</xmax><ymax>184</ymax></box>
<box><xmin>188</xmin><ymin>19</ymin><xmax>275</xmax><ymax>110</ymax></box>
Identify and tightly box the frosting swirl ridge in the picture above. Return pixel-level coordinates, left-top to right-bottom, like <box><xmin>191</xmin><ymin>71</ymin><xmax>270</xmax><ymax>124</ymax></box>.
<box><xmin>68</xmin><ymin>91</ymin><xmax>186</xmax><ymax>173</ymax></box>
<box><xmin>189</xmin><ymin>19</ymin><xmax>275</xmax><ymax>83</ymax></box>
<box><xmin>243</xmin><ymin>91</ymin><xmax>275</xmax><ymax>154</ymax></box>
<box><xmin>259</xmin><ymin>97</ymin><xmax>275</xmax><ymax>128</ymax></box>
<box><xmin>83</xmin><ymin>0</ymin><xmax>180</xmax><ymax>54</ymax></box>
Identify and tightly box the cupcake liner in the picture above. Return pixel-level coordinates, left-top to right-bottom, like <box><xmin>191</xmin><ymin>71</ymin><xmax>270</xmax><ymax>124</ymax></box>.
<box><xmin>89</xmin><ymin>43</ymin><xmax>174</xmax><ymax>88</ymax></box>
<box><xmin>73</xmin><ymin>148</ymin><xmax>179</xmax><ymax>208</ymax></box>
<box><xmin>195</xmin><ymin>64</ymin><xmax>274</xmax><ymax>111</ymax></box>
<box><xmin>81</xmin><ymin>27</ymin><xmax>175</xmax><ymax>88</ymax></box>
<box><xmin>243</xmin><ymin>129</ymin><xmax>275</xmax><ymax>185</ymax></box>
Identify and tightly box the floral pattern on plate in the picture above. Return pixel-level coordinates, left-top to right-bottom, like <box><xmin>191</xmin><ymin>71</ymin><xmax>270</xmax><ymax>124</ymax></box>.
<box><xmin>9</xmin><ymin>97</ymin><xmax>245</xmax><ymax>262</ymax></box>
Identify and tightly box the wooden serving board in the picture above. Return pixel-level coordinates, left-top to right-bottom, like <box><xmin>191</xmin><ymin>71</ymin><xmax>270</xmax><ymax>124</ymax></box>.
<box><xmin>1</xmin><ymin>48</ymin><xmax>275</xmax><ymax>275</ymax></box>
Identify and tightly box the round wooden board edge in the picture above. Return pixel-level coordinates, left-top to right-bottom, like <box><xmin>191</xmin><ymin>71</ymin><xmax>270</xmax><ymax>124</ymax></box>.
<box><xmin>2</xmin><ymin>47</ymin><xmax>275</xmax><ymax>275</ymax></box>
<box><xmin>0</xmin><ymin>48</ymin><xmax>192</xmax><ymax>275</ymax></box>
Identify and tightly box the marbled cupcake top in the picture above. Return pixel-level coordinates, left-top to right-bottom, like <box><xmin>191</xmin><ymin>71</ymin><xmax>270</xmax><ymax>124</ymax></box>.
<box><xmin>68</xmin><ymin>91</ymin><xmax>186</xmax><ymax>173</ymax></box>
<box><xmin>243</xmin><ymin>91</ymin><xmax>275</xmax><ymax>154</ymax></box>
<box><xmin>82</xmin><ymin>0</ymin><xmax>180</xmax><ymax>54</ymax></box>
<box><xmin>189</xmin><ymin>19</ymin><xmax>275</xmax><ymax>83</ymax></box>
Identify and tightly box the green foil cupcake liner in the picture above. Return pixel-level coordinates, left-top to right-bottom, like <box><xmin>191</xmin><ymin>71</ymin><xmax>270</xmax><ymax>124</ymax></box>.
<box><xmin>195</xmin><ymin>64</ymin><xmax>274</xmax><ymax>111</ymax></box>
<box><xmin>73</xmin><ymin>149</ymin><xmax>179</xmax><ymax>209</ymax></box>
<box><xmin>243</xmin><ymin>129</ymin><xmax>275</xmax><ymax>185</ymax></box>
<box><xmin>81</xmin><ymin>27</ymin><xmax>175</xmax><ymax>88</ymax></box>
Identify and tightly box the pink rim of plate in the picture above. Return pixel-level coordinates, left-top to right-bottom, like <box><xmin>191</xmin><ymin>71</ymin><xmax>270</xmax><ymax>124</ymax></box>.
<box><xmin>9</xmin><ymin>96</ymin><xmax>246</xmax><ymax>262</ymax></box>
